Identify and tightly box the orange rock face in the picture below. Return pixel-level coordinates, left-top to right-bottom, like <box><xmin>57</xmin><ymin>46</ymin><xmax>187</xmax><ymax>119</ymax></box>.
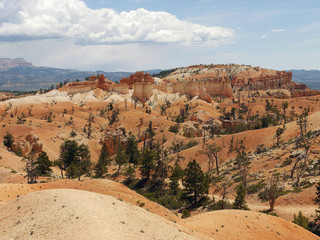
<box><xmin>120</xmin><ymin>71</ymin><xmax>154</xmax><ymax>89</ymax></box>
<box><xmin>231</xmin><ymin>70</ymin><xmax>292</xmax><ymax>90</ymax></box>
<box><xmin>132</xmin><ymin>82</ymin><xmax>154</xmax><ymax>103</ymax></box>
<box><xmin>100</xmin><ymin>129</ymin><xmax>127</xmax><ymax>155</ymax></box>
<box><xmin>172</xmin><ymin>74</ymin><xmax>233</xmax><ymax>103</ymax></box>
<box><xmin>11</xmin><ymin>134</ymin><xmax>43</xmax><ymax>157</ymax></box>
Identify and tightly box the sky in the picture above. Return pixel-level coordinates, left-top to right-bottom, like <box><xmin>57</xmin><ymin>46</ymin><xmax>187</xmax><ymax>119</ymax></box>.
<box><xmin>0</xmin><ymin>0</ymin><xmax>319</xmax><ymax>72</ymax></box>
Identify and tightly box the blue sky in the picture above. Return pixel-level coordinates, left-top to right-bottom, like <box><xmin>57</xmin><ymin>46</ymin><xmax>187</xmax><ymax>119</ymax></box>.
<box><xmin>0</xmin><ymin>0</ymin><xmax>319</xmax><ymax>71</ymax></box>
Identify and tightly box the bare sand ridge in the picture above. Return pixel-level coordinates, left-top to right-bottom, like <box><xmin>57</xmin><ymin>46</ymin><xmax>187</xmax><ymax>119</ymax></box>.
<box><xmin>0</xmin><ymin>189</ymin><xmax>201</xmax><ymax>240</ymax></box>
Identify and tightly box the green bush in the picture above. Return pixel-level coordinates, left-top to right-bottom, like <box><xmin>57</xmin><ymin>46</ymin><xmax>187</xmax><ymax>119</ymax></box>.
<box><xmin>169</xmin><ymin>124</ymin><xmax>179</xmax><ymax>133</ymax></box>
<box><xmin>247</xmin><ymin>180</ymin><xmax>266</xmax><ymax>194</ymax></box>
<box><xmin>181</xmin><ymin>209</ymin><xmax>191</xmax><ymax>219</ymax></box>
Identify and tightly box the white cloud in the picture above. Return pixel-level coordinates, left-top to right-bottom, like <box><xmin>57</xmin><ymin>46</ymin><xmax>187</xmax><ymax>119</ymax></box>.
<box><xmin>260</xmin><ymin>35</ymin><xmax>267</xmax><ymax>39</ymax></box>
<box><xmin>271</xmin><ymin>29</ymin><xmax>286</xmax><ymax>32</ymax></box>
<box><xmin>0</xmin><ymin>0</ymin><xmax>233</xmax><ymax>45</ymax></box>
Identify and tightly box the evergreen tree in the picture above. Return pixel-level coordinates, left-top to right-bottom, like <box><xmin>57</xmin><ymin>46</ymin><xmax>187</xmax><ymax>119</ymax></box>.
<box><xmin>139</xmin><ymin>148</ymin><xmax>156</xmax><ymax>181</ymax></box>
<box><xmin>3</xmin><ymin>131</ymin><xmax>14</xmax><ymax>150</ymax></box>
<box><xmin>182</xmin><ymin>160</ymin><xmax>210</xmax><ymax>207</ymax></box>
<box><xmin>150</xmin><ymin>147</ymin><xmax>171</xmax><ymax>196</ymax></box>
<box><xmin>125</xmin><ymin>134</ymin><xmax>140</xmax><ymax>165</ymax></box>
<box><xmin>115</xmin><ymin>145</ymin><xmax>129</xmax><ymax>175</ymax></box>
<box><xmin>169</xmin><ymin>163</ymin><xmax>184</xmax><ymax>195</ymax></box>
<box><xmin>34</xmin><ymin>151</ymin><xmax>52</xmax><ymax>175</ymax></box>
<box><xmin>95</xmin><ymin>142</ymin><xmax>110</xmax><ymax>178</ymax></box>
<box><xmin>233</xmin><ymin>183</ymin><xmax>248</xmax><ymax>210</ymax></box>
<box><xmin>293</xmin><ymin>211</ymin><xmax>310</xmax><ymax>230</ymax></box>
<box><xmin>55</xmin><ymin>140</ymin><xmax>91</xmax><ymax>180</ymax></box>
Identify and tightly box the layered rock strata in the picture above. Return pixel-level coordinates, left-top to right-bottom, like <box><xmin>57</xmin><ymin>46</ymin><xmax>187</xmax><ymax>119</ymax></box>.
<box><xmin>132</xmin><ymin>82</ymin><xmax>154</xmax><ymax>103</ymax></box>
<box><xmin>120</xmin><ymin>71</ymin><xmax>154</xmax><ymax>89</ymax></box>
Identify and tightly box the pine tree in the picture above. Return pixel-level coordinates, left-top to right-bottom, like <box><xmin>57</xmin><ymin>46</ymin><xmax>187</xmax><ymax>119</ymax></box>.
<box><xmin>35</xmin><ymin>151</ymin><xmax>52</xmax><ymax>175</ymax></box>
<box><xmin>115</xmin><ymin>145</ymin><xmax>129</xmax><ymax>175</ymax></box>
<box><xmin>55</xmin><ymin>140</ymin><xmax>91</xmax><ymax>180</ymax></box>
<box><xmin>293</xmin><ymin>211</ymin><xmax>309</xmax><ymax>230</ymax></box>
<box><xmin>125</xmin><ymin>134</ymin><xmax>140</xmax><ymax>165</ymax></box>
<box><xmin>139</xmin><ymin>148</ymin><xmax>156</xmax><ymax>181</ymax></box>
<box><xmin>169</xmin><ymin>163</ymin><xmax>184</xmax><ymax>195</ymax></box>
<box><xmin>182</xmin><ymin>160</ymin><xmax>210</xmax><ymax>207</ymax></box>
<box><xmin>233</xmin><ymin>183</ymin><xmax>248</xmax><ymax>210</ymax></box>
<box><xmin>95</xmin><ymin>142</ymin><xmax>110</xmax><ymax>178</ymax></box>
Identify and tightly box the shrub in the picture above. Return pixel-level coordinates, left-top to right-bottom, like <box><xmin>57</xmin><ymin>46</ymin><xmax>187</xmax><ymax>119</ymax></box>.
<box><xmin>293</xmin><ymin>211</ymin><xmax>310</xmax><ymax>230</ymax></box>
<box><xmin>169</xmin><ymin>124</ymin><xmax>179</xmax><ymax>134</ymax></box>
<box><xmin>247</xmin><ymin>180</ymin><xmax>266</xmax><ymax>194</ymax></box>
<box><xmin>181</xmin><ymin>209</ymin><xmax>191</xmax><ymax>219</ymax></box>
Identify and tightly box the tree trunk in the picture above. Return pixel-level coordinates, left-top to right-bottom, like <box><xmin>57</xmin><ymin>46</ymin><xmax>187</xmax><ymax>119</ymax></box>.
<box><xmin>215</xmin><ymin>155</ymin><xmax>220</xmax><ymax>175</ymax></box>
<box><xmin>290</xmin><ymin>159</ymin><xmax>300</xmax><ymax>178</ymax></box>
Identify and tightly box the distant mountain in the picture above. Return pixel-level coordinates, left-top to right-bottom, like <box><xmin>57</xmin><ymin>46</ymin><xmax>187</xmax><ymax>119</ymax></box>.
<box><xmin>0</xmin><ymin>58</ymin><xmax>164</xmax><ymax>91</ymax></box>
<box><xmin>290</xmin><ymin>69</ymin><xmax>320</xmax><ymax>82</ymax></box>
<box><xmin>290</xmin><ymin>69</ymin><xmax>320</xmax><ymax>91</ymax></box>
<box><xmin>0</xmin><ymin>58</ymin><xmax>33</xmax><ymax>71</ymax></box>
<box><xmin>0</xmin><ymin>58</ymin><xmax>134</xmax><ymax>91</ymax></box>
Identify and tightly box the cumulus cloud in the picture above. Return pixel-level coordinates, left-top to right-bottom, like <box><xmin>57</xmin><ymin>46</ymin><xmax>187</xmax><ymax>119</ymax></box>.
<box><xmin>0</xmin><ymin>0</ymin><xmax>233</xmax><ymax>45</ymax></box>
<box><xmin>260</xmin><ymin>35</ymin><xmax>267</xmax><ymax>39</ymax></box>
<box><xmin>271</xmin><ymin>29</ymin><xmax>286</xmax><ymax>32</ymax></box>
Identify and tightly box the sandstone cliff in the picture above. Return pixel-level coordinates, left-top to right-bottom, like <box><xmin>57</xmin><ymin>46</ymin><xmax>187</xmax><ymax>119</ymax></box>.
<box><xmin>161</xmin><ymin>64</ymin><xmax>319</xmax><ymax>101</ymax></box>
<box><xmin>120</xmin><ymin>71</ymin><xmax>154</xmax><ymax>89</ymax></box>
<box><xmin>11</xmin><ymin>134</ymin><xmax>43</xmax><ymax>157</ymax></box>
<box><xmin>132</xmin><ymin>82</ymin><xmax>154</xmax><ymax>103</ymax></box>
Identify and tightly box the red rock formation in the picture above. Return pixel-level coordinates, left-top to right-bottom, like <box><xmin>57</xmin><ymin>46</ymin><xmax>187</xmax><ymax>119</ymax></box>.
<box><xmin>231</xmin><ymin>70</ymin><xmax>292</xmax><ymax>91</ymax></box>
<box><xmin>89</xmin><ymin>76</ymin><xmax>97</xmax><ymax>81</ymax></box>
<box><xmin>120</xmin><ymin>72</ymin><xmax>154</xmax><ymax>89</ymax></box>
<box><xmin>164</xmin><ymin>65</ymin><xmax>320</xmax><ymax>99</ymax></box>
<box><xmin>11</xmin><ymin>134</ymin><xmax>43</xmax><ymax>157</ymax></box>
<box><xmin>98</xmin><ymin>74</ymin><xmax>106</xmax><ymax>85</ymax></box>
<box><xmin>100</xmin><ymin>129</ymin><xmax>127</xmax><ymax>155</ymax></box>
<box><xmin>172</xmin><ymin>74</ymin><xmax>233</xmax><ymax>103</ymax></box>
<box><xmin>132</xmin><ymin>82</ymin><xmax>154</xmax><ymax>103</ymax></box>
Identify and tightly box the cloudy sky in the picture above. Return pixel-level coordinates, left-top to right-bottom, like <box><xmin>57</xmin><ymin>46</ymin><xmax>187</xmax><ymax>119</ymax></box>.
<box><xmin>0</xmin><ymin>0</ymin><xmax>319</xmax><ymax>71</ymax></box>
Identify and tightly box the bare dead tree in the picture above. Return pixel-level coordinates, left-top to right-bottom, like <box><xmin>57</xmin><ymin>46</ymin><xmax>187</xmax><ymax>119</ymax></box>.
<box><xmin>203</xmin><ymin>143</ymin><xmax>221</xmax><ymax>176</ymax></box>
<box><xmin>266</xmin><ymin>174</ymin><xmax>283</xmax><ymax>211</ymax></box>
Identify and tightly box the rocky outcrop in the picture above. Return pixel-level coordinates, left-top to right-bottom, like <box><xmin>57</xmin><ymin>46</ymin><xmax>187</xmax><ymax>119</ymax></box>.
<box><xmin>59</xmin><ymin>82</ymin><xmax>100</xmax><ymax>95</ymax></box>
<box><xmin>11</xmin><ymin>134</ymin><xmax>43</xmax><ymax>157</ymax></box>
<box><xmin>163</xmin><ymin>65</ymin><xmax>320</xmax><ymax>99</ymax></box>
<box><xmin>132</xmin><ymin>82</ymin><xmax>154</xmax><ymax>103</ymax></box>
<box><xmin>182</xmin><ymin>122</ymin><xmax>202</xmax><ymax>138</ymax></box>
<box><xmin>111</xmin><ymin>83</ymin><xmax>129</xmax><ymax>95</ymax></box>
<box><xmin>100</xmin><ymin>128</ymin><xmax>127</xmax><ymax>155</ymax></box>
<box><xmin>290</xmin><ymin>82</ymin><xmax>320</xmax><ymax>97</ymax></box>
<box><xmin>120</xmin><ymin>71</ymin><xmax>154</xmax><ymax>89</ymax></box>
<box><xmin>172</xmin><ymin>74</ymin><xmax>233</xmax><ymax>102</ymax></box>
<box><xmin>231</xmin><ymin>68</ymin><xmax>292</xmax><ymax>90</ymax></box>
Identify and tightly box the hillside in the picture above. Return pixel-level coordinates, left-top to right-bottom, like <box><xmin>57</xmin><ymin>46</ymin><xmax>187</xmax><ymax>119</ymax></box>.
<box><xmin>1</xmin><ymin>64</ymin><xmax>320</xmax><ymax>239</ymax></box>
